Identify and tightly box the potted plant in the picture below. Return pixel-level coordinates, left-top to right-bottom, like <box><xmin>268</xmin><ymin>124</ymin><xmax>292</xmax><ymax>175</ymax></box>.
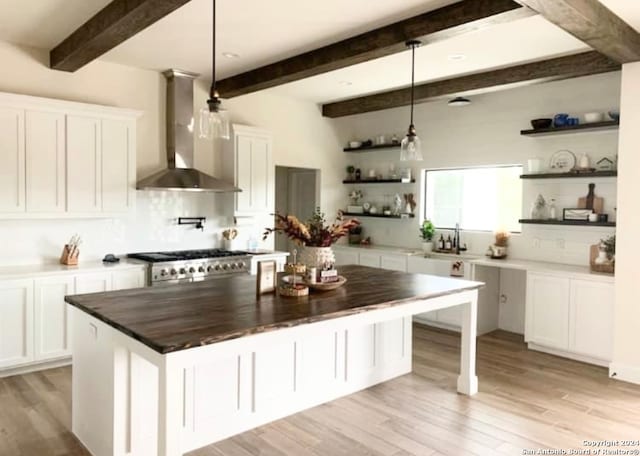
<box><xmin>264</xmin><ymin>209</ymin><xmax>360</xmax><ymax>268</ymax></box>
<box><xmin>489</xmin><ymin>230</ymin><xmax>510</xmax><ymax>259</ymax></box>
<box><xmin>346</xmin><ymin>165</ymin><xmax>355</xmax><ymax>180</ymax></box>
<box><xmin>419</xmin><ymin>220</ymin><xmax>435</xmax><ymax>253</ymax></box>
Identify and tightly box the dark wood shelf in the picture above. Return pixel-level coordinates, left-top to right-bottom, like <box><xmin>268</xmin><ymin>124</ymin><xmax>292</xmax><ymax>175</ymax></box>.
<box><xmin>343</xmin><ymin>212</ymin><xmax>415</xmax><ymax>219</ymax></box>
<box><xmin>519</xmin><ymin>219</ymin><xmax>616</xmax><ymax>227</ymax></box>
<box><xmin>343</xmin><ymin>179</ymin><xmax>415</xmax><ymax>184</ymax></box>
<box><xmin>343</xmin><ymin>143</ymin><xmax>400</xmax><ymax>152</ymax></box>
<box><xmin>520</xmin><ymin>120</ymin><xmax>619</xmax><ymax>137</ymax></box>
<box><xmin>520</xmin><ymin>171</ymin><xmax>617</xmax><ymax>179</ymax></box>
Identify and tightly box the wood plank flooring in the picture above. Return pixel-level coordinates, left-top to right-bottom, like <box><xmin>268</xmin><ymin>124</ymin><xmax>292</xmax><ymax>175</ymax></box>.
<box><xmin>1</xmin><ymin>325</ymin><xmax>639</xmax><ymax>456</ymax></box>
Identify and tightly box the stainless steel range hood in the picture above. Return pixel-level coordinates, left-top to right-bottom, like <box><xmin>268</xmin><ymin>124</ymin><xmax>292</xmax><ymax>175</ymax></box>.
<box><xmin>136</xmin><ymin>69</ymin><xmax>240</xmax><ymax>192</ymax></box>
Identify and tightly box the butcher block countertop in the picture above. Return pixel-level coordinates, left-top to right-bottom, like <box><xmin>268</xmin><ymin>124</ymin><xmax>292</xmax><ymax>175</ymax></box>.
<box><xmin>65</xmin><ymin>265</ymin><xmax>483</xmax><ymax>354</ymax></box>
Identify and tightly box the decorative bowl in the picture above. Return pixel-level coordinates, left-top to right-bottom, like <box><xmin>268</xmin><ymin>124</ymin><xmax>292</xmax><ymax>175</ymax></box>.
<box><xmin>530</xmin><ymin>118</ymin><xmax>552</xmax><ymax>129</ymax></box>
<box><xmin>307</xmin><ymin>276</ymin><xmax>347</xmax><ymax>291</ymax></box>
<box><xmin>583</xmin><ymin>112</ymin><xmax>604</xmax><ymax>123</ymax></box>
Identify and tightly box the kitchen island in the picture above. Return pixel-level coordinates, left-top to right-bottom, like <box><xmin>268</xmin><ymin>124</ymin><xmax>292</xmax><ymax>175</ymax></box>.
<box><xmin>65</xmin><ymin>265</ymin><xmax>482</xmax><ymax>456</ymax></box>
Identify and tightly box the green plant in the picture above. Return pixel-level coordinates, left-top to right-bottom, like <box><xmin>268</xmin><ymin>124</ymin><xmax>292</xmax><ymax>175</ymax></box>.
<box><xmin>419</xmin><ymin>220</ymin><xmax>435</xmax><ymax>241</ymax></box>
<box><xmin>346</xmin><ymin>165</ymin><xmax>355</xmax><ymax>174</ymax></box>
<box><xmin>602</xmin><ymin>234</ymin><xmax>616</xmax><ymax>259</ymax></box>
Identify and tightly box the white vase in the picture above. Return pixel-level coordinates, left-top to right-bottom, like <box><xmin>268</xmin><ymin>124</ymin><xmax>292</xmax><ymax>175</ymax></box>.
<box><xmin>421</xmin><ymin>241</ymin><xmax>433</xmax><ymax>253</ymax></box>
<box><xmin>298</xmin><ymin>246</ymin><xmax>336</xmax><ymax>269</ymax></box>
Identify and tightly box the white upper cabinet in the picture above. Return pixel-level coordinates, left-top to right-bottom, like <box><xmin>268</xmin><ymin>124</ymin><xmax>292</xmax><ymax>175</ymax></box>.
<box><xmin>0</xmin><ymin>91</ymin><xmax>140</xmax><ymax>218</ymax></box>
<box><xmin>226</xmin><ymin>125</ymin><xmax>273</xmax><ymax>215</ymax></box>
<box><xmin>0</xmin><ymin>107</ymin><xmax>25</xmax><ymax>213</ymax></box>
<box><xmin>101</xmin><ymin>118</ymin><xmax>135</xmax><ymax>212</ymax></box>
<box><xmin>25</xmin><ymin>110</ymin><xmax>66</xmax><ymax>213</ymax></box>
<box><xmin>67</xmin><ymin>115</ymin><xmax>102</xmax><ymax>213</ymax></box>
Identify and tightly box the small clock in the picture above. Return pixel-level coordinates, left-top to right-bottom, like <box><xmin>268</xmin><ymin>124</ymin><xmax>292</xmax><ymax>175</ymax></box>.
<box><xmin>362</xmin><ymin>202</ymin><xmax>371</xmax><ymax>213</ymax></box>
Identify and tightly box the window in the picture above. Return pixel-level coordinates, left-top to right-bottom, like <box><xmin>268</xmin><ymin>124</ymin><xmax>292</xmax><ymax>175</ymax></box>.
<box><xmin>423</xmin><ymin>165</ymin><xmax>523</xmax><ymax>232</ymax></box>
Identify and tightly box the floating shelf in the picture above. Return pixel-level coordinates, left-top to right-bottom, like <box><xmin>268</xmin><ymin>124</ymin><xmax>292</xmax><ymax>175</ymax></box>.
<box><xmin>343</xmin><ymin>143</ymin><xmax>400</xmax><ymax>152</ymax></box>
<box><xmin>519</xmin><ymin>219</ymin><xmax>616</xmax><ymax>227</ymax></box>
<box><xmin>520</xmin><ymin>171</ymin><xmax>617</xmax><ymax>179</ymax></box>
<box><xmin>520</xmin><ymin>120</ymin><xmax>619</xmax><ymax>137</ymax></box>
<box><xmin>342</xmin><ymin>212</ymin><xmax>415</xmax><ymax>219</ymax></box>
<box><xmin>342</xmin><ymin>179</ymin><xmax>415</xmax><ymax>184</ymax></box>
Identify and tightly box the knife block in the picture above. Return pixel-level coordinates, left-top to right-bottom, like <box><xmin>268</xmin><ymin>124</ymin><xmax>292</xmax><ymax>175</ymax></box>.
<box><xmin>60</xmin><ymin>244</ymin><xmax>79</xmax><ymax>266</ymax></box>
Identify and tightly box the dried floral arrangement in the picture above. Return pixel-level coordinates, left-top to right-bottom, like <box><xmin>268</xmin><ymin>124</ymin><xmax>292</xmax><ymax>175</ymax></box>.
<box><xmin>263</xmin><ymin>208</ymin><xmax>360</xmax><ymax>247</ymax></box>
<box><xmin>494</xmin><ymin>230</ymin><xmax>510</xmax><ymax>247</ymax></box>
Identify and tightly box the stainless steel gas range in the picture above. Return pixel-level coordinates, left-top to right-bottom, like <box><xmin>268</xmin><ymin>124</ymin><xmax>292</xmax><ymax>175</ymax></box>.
<box><xmin>127</xmin><ymin>249</ymin><xmax>252</xmax><ymax>286</ymax></box>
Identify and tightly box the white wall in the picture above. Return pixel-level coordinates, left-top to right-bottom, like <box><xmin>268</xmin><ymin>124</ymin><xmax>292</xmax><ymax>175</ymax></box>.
<box><xmin>611</xmin><ymin>62</ymin><xmax>640</xmax><ymax>385</ymax></box>
<box><xmin>0</xmin><ymin>42</ymin><xmax>348</xmax><ymax>265</ymax></box>
<box><xmin>336</xmin><ymin>72</ymin><xmax>621</xmax><ymax>266</ymax></box>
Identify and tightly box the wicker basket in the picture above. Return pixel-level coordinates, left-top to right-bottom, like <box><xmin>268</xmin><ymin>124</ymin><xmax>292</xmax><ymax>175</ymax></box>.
<box><xmin>589</xmin><ymin>245</ymin><xmax>614</xmax><ymax>274</ymax></box>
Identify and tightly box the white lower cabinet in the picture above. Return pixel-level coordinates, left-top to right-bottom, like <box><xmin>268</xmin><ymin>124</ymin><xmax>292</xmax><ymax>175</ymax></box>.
<box><xmin>112</xmin><ymin>268</ymin><xmax>146</xmax><ymax>290</ymax></box>
<box><xmin>526</xmin><ymin>272</ymin><xmax>614</xmax><ymax>364</ymax></box>
<box><xmin>358</xmin><ymin>252</ymin><xmax>381</xmax><ymax>268</ymax></box>
<box><xmin>0</xmin><ymin>266</ymin><xmax>146</xmax><ymax>373</ymax></box>
<box><xmin>525</xmin><ymin>273</ymin><xmax>570</xmax><ymax>350</ymax></box>
<box><xmin>34</xmin><ymin>276</ymin><xmax>75</xmax><ymax>361</ymax></box>
<box><xmin>0</xmin><ymin>279</ymin><xmax>33</xmax><ymax>368</ymax></box>
<box><xmin>333</xmin><ymin>249</ymin><xmax>359</xmax><ymax>266</ymax></box>
<box><xmin>380</xmin><ymin>254</ymin><xmax>407</xmax><ymax>272</ymax></box>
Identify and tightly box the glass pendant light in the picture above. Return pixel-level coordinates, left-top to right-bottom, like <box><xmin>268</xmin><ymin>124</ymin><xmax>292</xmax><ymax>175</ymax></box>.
<box><xmin>199</xmin><ymin>0</ymin><xmax>230</xmax><ymax>140</ymax></box>
<box><xmin>400</xmin><ymin>40</ymin><xmax>423</xmax><ymax>161</ymax></box>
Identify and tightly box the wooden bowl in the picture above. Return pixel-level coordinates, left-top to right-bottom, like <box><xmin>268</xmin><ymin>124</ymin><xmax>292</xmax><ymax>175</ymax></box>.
<box><xmin>307</xmin><ymin>276</ymin><xmax>347</xmax><ymax>291</ymax></box>
<box><xmin>530</xmin><ymin>118</ymin><xmax>552</xmax><ymax>129</ymax></box>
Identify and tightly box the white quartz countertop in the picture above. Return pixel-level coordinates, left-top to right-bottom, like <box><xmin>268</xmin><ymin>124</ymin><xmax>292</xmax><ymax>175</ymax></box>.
<box><xmin>0</xmin><ymin>259</ymin><xmax>146</xmax><ymax>280</ymax></box>
<box><xmin>336</xmin><ymin>243</ymin><xmax>614</xmax><ymax>282</ymax></box>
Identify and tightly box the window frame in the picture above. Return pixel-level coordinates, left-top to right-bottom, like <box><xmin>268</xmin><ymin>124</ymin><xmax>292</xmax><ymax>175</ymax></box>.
<box><xmin>422</xmin><ymin>164</ymin><xmax>523</xmax><ymax>233</ymax></box>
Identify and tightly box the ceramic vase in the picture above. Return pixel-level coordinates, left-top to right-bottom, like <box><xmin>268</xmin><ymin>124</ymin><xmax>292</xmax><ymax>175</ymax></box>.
<box><xmin>299</xmin><ymin>246</ymin><xmax>336</xmax><ymax>270</ymax></box>
<box><xmin>421</xmin><ymin>241</ymin><xmax>433</xmax><ymax>253</ymax></box>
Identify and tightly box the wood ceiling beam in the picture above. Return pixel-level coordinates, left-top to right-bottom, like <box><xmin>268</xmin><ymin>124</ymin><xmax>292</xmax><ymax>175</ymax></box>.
<box><xmin>514</xmin><ymin>0</ymin><xmax>640</xmax><ymax>63</ymax></box>
<box><xmin>50</xmin><ymin>0</ymin><xmax>192</xmax><ymax>72</ymax></box>
<box><xmin>322</xmin><ymin>51</ymin><xmax>620</xmax><ymax>118</ymax></box>
<box><xmin>216</xmin><ymin>0</ymin><xmax>535</xmax><ymax>98</ymax></box>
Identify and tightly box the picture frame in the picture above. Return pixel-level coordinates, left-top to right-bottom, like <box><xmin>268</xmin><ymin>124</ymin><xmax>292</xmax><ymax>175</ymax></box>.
<box><xmin>563</xmin><ymin>208</ymin><xmax>593</xmax><ymax>221</ymax></box>
<box><xmin>256</xmin><ymin>260</ymin><xmax>277</xmax><ymax>295</ymax></box>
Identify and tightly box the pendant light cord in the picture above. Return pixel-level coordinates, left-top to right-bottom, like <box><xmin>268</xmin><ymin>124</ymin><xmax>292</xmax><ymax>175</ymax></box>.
<box><xmin>211</xmin><ymin>0</ymin><xmax>217</xmax><ymax>98</ymax></box>
<box><xmin>410</xmin><ymin>43</ymin><xmax>415</xmax><ymax>125</ymax></box>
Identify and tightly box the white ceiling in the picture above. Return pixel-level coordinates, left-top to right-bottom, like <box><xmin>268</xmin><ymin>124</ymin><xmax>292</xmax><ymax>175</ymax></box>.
<box><xmin>0</xmin><ymin>0</ymin><xmax>111</xmax><ymax>48</ymax></box>
<box><xmin>0</xmin><ymin>0</ymin><xmax>635</xmax><ymax>104</ymax></box>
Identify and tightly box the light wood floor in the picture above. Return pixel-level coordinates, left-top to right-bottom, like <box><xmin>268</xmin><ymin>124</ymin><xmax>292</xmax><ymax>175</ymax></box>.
<box><xmin>2</xmin><ymin>326</ymin><xmax>640</xmax><ymax>456</ymax></box>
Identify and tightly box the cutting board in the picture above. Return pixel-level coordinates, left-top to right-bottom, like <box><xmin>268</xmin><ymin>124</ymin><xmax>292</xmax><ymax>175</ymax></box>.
<box><xmin>578</xmin><ymin>183</ymin><xmax>604</xmax><ymax>213</ymax></box>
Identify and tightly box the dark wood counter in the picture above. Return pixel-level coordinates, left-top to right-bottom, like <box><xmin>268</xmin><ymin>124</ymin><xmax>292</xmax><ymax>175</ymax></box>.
<box><xmin>65</xmin><ymin>265</ymin><xmax>482</xmax><ymax>354</ymax></box>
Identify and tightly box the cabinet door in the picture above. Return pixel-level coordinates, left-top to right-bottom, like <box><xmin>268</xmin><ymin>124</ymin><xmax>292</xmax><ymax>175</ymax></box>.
<box><xmin>570</xmin><ymin>279</ymin><xmax>614</xmax><ymax>361</ymax></box>
<box><xmin>525</xmin><ymin>273</ymin><xmax>570</xmax><ymax>350</ymax></box>
<box><xmin>75</xmin><ymin>272</ymin><xmax>112</xmax><ymax>294</ymax></box>
<box><xmin>25</xmin><ymin>110</ymin><xmax>65</xmax><ymax>212</ymax></box>
<box><xmin>0</xmin><ymin>107</ymin><xmax>25</xmax><ymax>213</ymax></box>
<box><xmin>66</xmin><ymin>115</ymin><xmax>101</xmax><ymax>212</ymax></box>
<box><xmin>380</xmin><ymin>254</ymin><xmax>407</xmax><ymax>272</ymax></box>
<box><xmin>358</xmin><ymin>252</ymin><xmax>381</xmax><ymax>268</ymax></box>
<box><xmin>102</xmin><ymin>118</ymin><xmax>134</xmax><ymax>212</ymax></box>
<box><xmin>34</xmin><ymin>276</ymin><xmax>74</xmax><ymax>361</ymax></box>
<box><xmin>0</xmin><ymin>279</ymin><xmax>34</xmax><ymax>368</ymax></box>
<box><xmin>235</xmin><ymin>132</ymin><xmax>271</xmax><ymax>214</ymax></box>
<box><xmin>112</xmin><ymin>269</ymin><xmax>146</xmax><ymax>290</ymax></box>
<box><xmin>333</xmin><ymin>249</ymin><xmax>359</xmax><ymax>266</ymax></box>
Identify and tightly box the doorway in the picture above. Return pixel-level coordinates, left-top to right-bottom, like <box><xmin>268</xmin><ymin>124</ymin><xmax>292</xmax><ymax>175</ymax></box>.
<box><xmin>275</xmin><ymin>166</ymin><xmax>321</xmax><ymax>253</ymax></box>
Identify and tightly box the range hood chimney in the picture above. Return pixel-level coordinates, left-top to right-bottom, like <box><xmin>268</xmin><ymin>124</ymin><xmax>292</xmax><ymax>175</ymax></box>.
<box><xmin>136</xmin><ymin>69</ymin><xmax>240</xmax><ymax>192</ymax></box>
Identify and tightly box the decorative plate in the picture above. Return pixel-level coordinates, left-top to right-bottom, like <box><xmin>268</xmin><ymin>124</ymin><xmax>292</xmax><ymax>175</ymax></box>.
<box><xmin>549</xmin><ymin>150</ymin><xmax>577</xmax><ymax>172</ymax></box>
<box><xmin>307</xmin><ymin>276</ymin><xmax>347</xmax><ymax>291</ymax></box>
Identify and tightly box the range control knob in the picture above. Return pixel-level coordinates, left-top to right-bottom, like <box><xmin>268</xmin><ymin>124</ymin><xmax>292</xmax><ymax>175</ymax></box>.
<box><xmin>230</xmin><ymin>263</ymin><xmax>237</xmax><ymax>269</ymax></box>
<box><xmin>189</xmin><ymin>267</ymin><xmax>196</xmax><ymax>273</ymax></box>
<box><xmin>170</xmin><ymin>269</ymin><xmax>177</xmax><ymax>276</ymax></box>
<box><xmin>160</xmin><ymin>269</ymin><xmax>169</xmax><ymax>276</ymax></box>
<box><xmin>222</xmin><ymin>264</ymin><xmax>229</xmax><ymax>270</ymax></box>
<box><xmin>198</xmin><ymin>266</ymin><xmax>205</xmax><ymax>273</ymax></box>
<box><xmin>207</xmin><ymin>265</ymin><xmax>214</xmax><ymax>272</ymax></box>
<box><xmin>238</xmin><ymin>261</ymin><xmax>246</xmax><ymax>268</ymax></box>
<box><xmin>214</xmin><ymin>264</ymin><xmax>222</xmax><ymax>271</ymax></box>
<box><xmin>179</xmin><ymin>268</ymin><xmax>186</xmax><ymax>275</ymax></box>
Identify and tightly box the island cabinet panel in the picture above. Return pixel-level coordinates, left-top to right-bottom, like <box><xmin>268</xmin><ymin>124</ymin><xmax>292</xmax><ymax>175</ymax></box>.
<box><xmin>346</xmin><ymin>324</ymin><xmax>377</xmax><ymax>382</ymax></box>
<box><xmin>297</xmin><ymin>331</ymin><xmax>341</xmax><ymax>394</ymax></box>
<box><xmin>34</xmin><ymin>276</ymin><xmax>74</xmax><ymax>361</ymax></box>
<box><xmin>25</xmin><ymin>110</ymin><xmax>66</xmax><ymax>213</ymax></box>
<box><xmin>0</xmin><ymin>279</ymin><xmax>33</xmax><ymax>369</ymax></box>
<box><xmin>0</xmin><ymin>107</ymin><xmax>25</xmax><ymax>213</ymax></box>
<box><xmin>254</xmin><ymin>342</ymin><xmax>297</xmax><ymax>414</ymax></box>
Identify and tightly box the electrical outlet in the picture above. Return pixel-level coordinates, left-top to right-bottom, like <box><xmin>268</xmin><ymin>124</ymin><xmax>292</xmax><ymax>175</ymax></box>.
<box><xmin>533</xmin><ymin>237</ymin><xmax>541</xmax><ymax>248</ymax></box>
<box><xmin>556</xmin><ymin>238</ymin><xmax>565</xmax><ymax>249</ymax></box>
